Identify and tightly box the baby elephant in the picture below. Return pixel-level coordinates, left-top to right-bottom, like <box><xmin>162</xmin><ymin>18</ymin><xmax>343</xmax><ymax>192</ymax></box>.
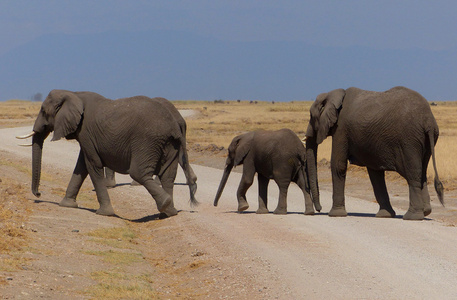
<box><xmin>214</xmin><ymin>129</ymin><xmax>321</xmax><ymax>215</ymax></box>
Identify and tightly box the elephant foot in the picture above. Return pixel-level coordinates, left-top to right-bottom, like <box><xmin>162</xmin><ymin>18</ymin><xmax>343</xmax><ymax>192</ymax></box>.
<box><xmin>105</xmin><ymin>179</ymin><xmax>116</xmax><ymax>189</ymax></box>
<box><xmin>256</xmin><ymin>207</ymin><xmax>269</xmax><ymax>214</ymax></box>
<box><xmin>96</xmin><ymin>204</ymin><xmax>116</xmax><ymax>216</ymax></box>
<box><xmin>59</xmin><ymin>197</ymin><xmax>79</xmax><ymax>208</ymax></box>
<box><xmin>273</xmin><ymin>208</ymin><xmax>287</xmax><ymax>215</ymax></box>
<box><xmin>237</xmin><ymin>199</ymin><xmax>249</xmax><ymax>212</ymax></box>
<box><xmin>328</xmin><ymin>206</ymin><xmax>347</xmax><ymax>217</ymax></box>
<box><xmin>403</xmin><ymin>210</ymin><xmax>425</xmax><ymax>221</ymax></box>
<box><xmin>424</xmin><ymin>205</ymin><xmax>432</xmax><ymax>217</ymax></box>
<box><xmin>159</xmin><ymin>206</ymin><xmax>178</xmax><ymax>219</ymax></box>
<box><xmin>376</xmin><ymin>209</ymin><xmax>396</xmax><ymax>218</ymax></box>
<box><xmin>304</xmin><ymin>208</ymin><xmax>315</xmax><ymax>216</ymax></box>
<box><xmin>156</xmin><ymin>194</ymin><xmax>176</xmax><ymax>214</ymax></box>
<box><xmin>131</xmin><ymin>180</ymin><xmax>141</xmax><ymax>186</ymax></box>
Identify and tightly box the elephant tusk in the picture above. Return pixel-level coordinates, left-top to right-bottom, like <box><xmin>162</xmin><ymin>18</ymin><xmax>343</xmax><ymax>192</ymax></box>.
<box><xmin>19</xmin><ymin>143</ymin><xmax>33</xmax><ymax>147</ymax></box>
<box><xmin>16</xmin><ymin>131</ymin><xmax>36</xmax><ymax>139</ymax></box>
<box><xmin>301</xmin><ymin>136</ymin><xmax>307</xmax><ymax>145</ymax></box>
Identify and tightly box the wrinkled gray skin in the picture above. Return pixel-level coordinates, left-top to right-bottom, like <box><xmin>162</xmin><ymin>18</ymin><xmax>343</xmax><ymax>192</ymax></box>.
<box><xmin>104</xmin><ymin>97</ymin><xmax>197</xmax><ymax>188</ymax></box>
<box><xmin>305</xmin><ymin>86</ymin><xmax>444</xmax><ymax>220</ymax></box>
<box><xmin>29</xmin><ymin>90</ymin><xmax>198</xmax><ymax>219</ymax></box>
<box><xmin>214</xmin><ymin>129</ymin><xmax>321</xmax><ymax>215</ymax></box>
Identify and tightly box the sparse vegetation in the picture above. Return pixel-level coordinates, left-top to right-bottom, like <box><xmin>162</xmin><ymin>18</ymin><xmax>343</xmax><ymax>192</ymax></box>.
<box><xmin>0</xmin><ymin>176</ymin><xmax>31</xmax><ymax>271</ymax></box>
<box><xmin>84</xmin><ymin>249</ymin><xmax>144</xmax><ymax>265</ymax></box>
<box><xmin>86</xmin><ymin>226</ymin><xmax>138</xmax><ymax>249</ymax></box>
<box><xmin>88</xmin><ymin>271</ymin><xmax>157</xmax><ymax>299</ymax></box>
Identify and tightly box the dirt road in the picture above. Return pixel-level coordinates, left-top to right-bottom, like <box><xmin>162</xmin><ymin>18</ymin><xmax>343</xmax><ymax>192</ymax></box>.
<box><xmin>1</xmin><ymin>125</ymin><xmax>457</xmax><ymax>299</ymax></box>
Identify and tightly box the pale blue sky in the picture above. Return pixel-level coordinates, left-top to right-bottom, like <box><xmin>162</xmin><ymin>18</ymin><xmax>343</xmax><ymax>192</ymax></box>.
<box><xmin>2</xmin><ymin>1</ymin><xmax>456</xmax><ymax>54</ymax></box>
<box><xmin>1</xmin><ymin>1</ymin><xmax>456</xmax><ymax>101</ymax></box>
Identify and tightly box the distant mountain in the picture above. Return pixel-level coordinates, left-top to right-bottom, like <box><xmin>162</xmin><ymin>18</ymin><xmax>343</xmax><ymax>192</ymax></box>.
<box><xmin>0</xmin><ymin>30</ymin><xmax>455</xmax><ymax>101</ymax></box>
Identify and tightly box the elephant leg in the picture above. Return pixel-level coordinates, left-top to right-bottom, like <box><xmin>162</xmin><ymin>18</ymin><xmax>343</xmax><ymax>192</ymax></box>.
<box><xmin>157</xmin><ymin>158</ymin><xmax>179</xmax><ymax>218</ymax></box>
<box><xmin>86</xmin><ymin>162</ymin><xmax>115</xmax><ymax>216</ymax></box>
<box><xmin>236</xmin><ymin>169</ymin><xmax>255</xmax><ymax>212</ymax></box>
<box><xmin>135</xmin><ymin>176</ymin><xmax>177</xmax><ymax>218</ymax></box>
<box><xmin>367</xmin><ymin>168</ymin><xmax>396</xmax><ymax>218</ymax></box>
<box><xmin>256</xmin><ymin>174</ymin><xmax>269</xmax><ymax>214</ymax></box>
<box><xmin>104</xmin><ymin>168</ymin><xmax>116</xmax><ymax>188</ymax></box>
<box><xmin>402</xmin><ymin>152</ymin><xmax>428</xmax><ymax>220</ymax></box>
<box><xmin>273</xmin><ymin>181</ymin><xmax>289</xmax><ymax>215</ymax></box>
<box><xmin>60</xmin><ymin>150</ymin><xmax>88</xmax><ymax>208</ymax></box>
<box><xmin>403</xmin><ymin>184</ymin><xmax>425</xmax><ymax>220</ymax></box>
<box><xmin>329</xmin><ymin>150</ymin><xmax>348</xmax><ymax>217</ymax></box>
<box><xmin>420</xmin><ymin>155</ymin><xmax>432</xmax><ymax>216</ymax></box>
<box><xmin>421</xmin><ymin>184</ymin><xmax>432</xmax><ymax>217</ymax></box>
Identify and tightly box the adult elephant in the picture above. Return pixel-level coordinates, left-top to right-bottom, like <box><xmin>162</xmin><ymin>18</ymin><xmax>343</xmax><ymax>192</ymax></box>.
<box><xmin>104</xmin><ymin>97</ymin><xmax>197</xmax><ymax>188</ymax></box>
<box><xmin>305</xmin><ymin>86</ymin><xmax>443</xmax><ymax>220</ymax></box>
<box><xmin>214</xmin><ymin>129</ymin><xmax>321</xmax><ymax>215</ymax></box>
<box><xmin>18</xmin><ymin>90</ymin><xmax>198</xmax><ymax>218</ymax></box>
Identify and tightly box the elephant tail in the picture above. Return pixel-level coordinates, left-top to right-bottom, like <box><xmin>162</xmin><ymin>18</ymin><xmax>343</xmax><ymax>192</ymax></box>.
<box><xmin>429</xmin><ymin>129</ymin><xmax>444</xmax><ymax>206</ymax></box>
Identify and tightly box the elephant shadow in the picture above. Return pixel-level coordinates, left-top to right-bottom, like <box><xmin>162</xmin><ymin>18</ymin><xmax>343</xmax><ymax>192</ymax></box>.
<box><xmin>224</xmin><ymin>210</ymin><xmax>321</xmax><ymax>216</ymax></box>
<box><xmin>223</xmin><ymin>210</ymin><xmax>432</xmax><ymax>220</ymax></box>
<box><xmin>33</xmin><ymin>198</ymin><xmax>98</xmax><ymax>215</ymax></box>
<box><xmin>31</xmin><ymin>198</ymin><xmax>189</xmax><ymax>222</ymax></box>
<box><xmin>345</xmin><ymin>212</ymin><xmax>433</xmax><ymax>220</ymax></box>
<box><xmin>122</xmin><ymin>209</ymin><xmax>198</xmax><ymax>223</ymax></box>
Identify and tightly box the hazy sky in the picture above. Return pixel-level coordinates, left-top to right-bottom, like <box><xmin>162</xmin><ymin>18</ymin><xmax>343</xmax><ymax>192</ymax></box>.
<box><xmin>1</xmin><ymin>1</ymin><xmax>457</xmax><ymax>101</ymax></box>
<box><xmin>1</xmin><ymin>0</ymin><xmax>456</xmax><ymax>56</ymax></box>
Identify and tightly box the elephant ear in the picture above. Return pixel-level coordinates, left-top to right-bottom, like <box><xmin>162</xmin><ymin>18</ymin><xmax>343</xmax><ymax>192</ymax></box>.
<box><xmin>229</xmin><ymin>132</ymin><xmax>254</xmax><ymax>166</ymax></box>
<box><xmin>49</xmin><ymin>90</ymin><xmax>84</xmax><ymax>141</ymax></box>
<box><xmin>308</xmin><ymin>89</ymin><xmax>345</xmax><ymax>145</ymax></box>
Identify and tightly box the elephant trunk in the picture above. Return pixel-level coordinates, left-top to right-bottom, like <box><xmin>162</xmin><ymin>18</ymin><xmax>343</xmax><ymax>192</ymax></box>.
<box><xmin>213</xmin><ymin>163</ymin><xmax>233</xmax><ymax>206</ymax></box>
<box><xmin>306</xmin><ymin>136</ymin><xmax>320</xmax><ymax>206</ymax></box>
<box><xmin>31</xmin><ymin>132</ymin><xmax>49</xmax><ymax>197</ymax></box>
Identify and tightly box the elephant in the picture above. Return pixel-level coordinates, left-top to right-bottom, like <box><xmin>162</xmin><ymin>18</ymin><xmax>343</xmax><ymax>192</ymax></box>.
<box><xmin>104</xmin><ymin>96</ymin><xmax>197</xmax><ymax>188</ymax></box>
<box><xmin>18</xmin><ymin>90</ymin><xmax>198</xmax><ymax>218</ymax></box>
<box><xmin>305</xmin><ymin>86</ymin><xmax>444</xmax><ymax>220</ymax></box>
<box><xmin>213</xmin><ymin>129</ymin><xmax>322</xmax><ymax>215</ymax></box>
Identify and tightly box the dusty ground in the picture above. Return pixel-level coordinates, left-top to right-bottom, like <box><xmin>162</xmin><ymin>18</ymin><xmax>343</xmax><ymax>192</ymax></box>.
<box><xmin>1</xmin><ymin>124</ymin><xmax>457</xmax><ymax>299</ymax></box>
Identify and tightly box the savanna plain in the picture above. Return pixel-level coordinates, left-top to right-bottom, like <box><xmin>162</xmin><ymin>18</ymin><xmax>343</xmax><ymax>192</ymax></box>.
<box><xmin>1</xmin><ymin>99</ymin><xmax>457</xmax><ymax>299</ymax></box>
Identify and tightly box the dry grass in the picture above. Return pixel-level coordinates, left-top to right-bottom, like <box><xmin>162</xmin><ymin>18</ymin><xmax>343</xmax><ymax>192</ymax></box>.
<box><xmin>84</xmin><ymin>250</ymin><xmax>144</xmax><ymax>265</ymax></box>
<box><xmin>0</xmin><ymin>176</ymin><xmax>31</xmax><ymax>271</ymax></box>
<box><xmin>84</xmin><ymin>226</ymin><xmax>155</xmax><ymax>298</ymax></box>
<box><xmin>0</xmin><ymin>100</ymin><xmax>41</xmax><ymax>128</ymax></box>
<box><xmin>174</xmin><ymin>100</ymin><xmax>313</xmax><ymax>147</ymax></box>
<box><xmin>86</xmin><ymin>226</ymin><xmax>138</xmax><ymax>249</ymax></box>
<box><xmin>88</xmin><ymin>271</ymin><xmax>157</xmax><ymax>299</ymax></box>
